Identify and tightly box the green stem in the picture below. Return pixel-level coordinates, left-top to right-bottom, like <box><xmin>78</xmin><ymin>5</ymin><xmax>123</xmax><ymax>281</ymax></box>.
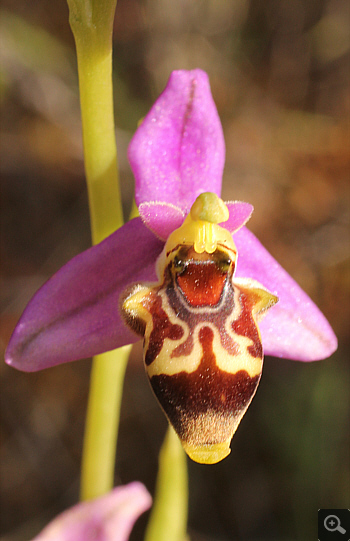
<box><xmin>67</xmin><ymin>0</ymin><xmax>130</xmax><ymax>501</ymax></box>
<box><xmin>80</xmin><ymin>346</ymin><xmax>130</xmax><ymax>500</ymax></box>
<box><xmin>145</xmin><ymin>427</ymin><xmax>188</xmax><ymax>541</ymax></box>
<box><xmin>70</xmin><ymin>5</ymin><xmax>123</xmax><ymax>242</ymax></box>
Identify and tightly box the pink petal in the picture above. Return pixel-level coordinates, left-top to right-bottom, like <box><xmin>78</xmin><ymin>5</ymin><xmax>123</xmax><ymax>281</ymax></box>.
<box><xmin>139</xmin><ymin>200</ymin><xmax>253</xmax><ymax>241</ymax></box>
<box><xmin>221</xmin><ymin>201</ymin><xmax>254</xmax><ymax>233</ymax></box>
<box><xmin>33</xmin><ymin>482</ymin><xmax>152</xmax><ymax>541</ymax></box>
<box><xmin>5</xmin><ymin>219</ymin><xmax>164</xmax><ymax>372</ymax></box>
<box><xmin>234</xmin><ymin>227</ymin><xmax>338</xmax><ymax>361</ymax></box>
<box><xmin>128</xmin><ymin>69</ymin><xmax>225</xmax><ymax>209</ymax></box>
<box><xmin>138</xmin><ymin>202</ymin><xmax>185</xmax><ymax>240</ymax></box>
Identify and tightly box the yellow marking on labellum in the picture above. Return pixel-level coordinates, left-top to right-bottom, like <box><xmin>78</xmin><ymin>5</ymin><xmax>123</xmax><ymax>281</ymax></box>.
<box><xmin>232</xmin><ymin>278</ymin><xmax>279</xmax><ymax>320</ymax></box>
<box><xmin>146</xmin><ymin>321</ymin><xmax>262</xmax><ymax>379</ymax></box>
<box><xmin>122</xmin><ymin>285</ymin><xmax>152</xmax><ymax>333</ymax></box>
<box><xmin>123</xmin><ymin>284</ymin><xmax>151</xmax><ymax>314</ymax></box>
<box><xmin>120</xmin><ymin>193</ymin><xmax>278</xmax><ymax>464</ymax></box>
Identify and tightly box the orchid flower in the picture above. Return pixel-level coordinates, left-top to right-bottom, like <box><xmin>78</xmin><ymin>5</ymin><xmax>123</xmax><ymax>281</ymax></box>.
<box><xmin>32</xmin><ymin>482</ymin><xmax>151</xmax><ymax>541</ymax></box>
<box><xmin>5</xmin><ymin>69</ymin><xmax>337</xmax><ymax>464</ymax></box>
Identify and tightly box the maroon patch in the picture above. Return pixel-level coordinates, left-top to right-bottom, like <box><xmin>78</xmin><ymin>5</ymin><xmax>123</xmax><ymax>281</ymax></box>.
<box><xmin>144</xmin><ymin>294</ymin><xmax>184</xmax><ymax>366</ymax></box>
<box><xmin>150</xmin><ymin>326</ymin><xmax>261</xmax><ymax>445</ymax></box>
<box><xmin>231</xmin><ymin>290</ymin><xmax>262</xmax><ymax>358</ymax></box>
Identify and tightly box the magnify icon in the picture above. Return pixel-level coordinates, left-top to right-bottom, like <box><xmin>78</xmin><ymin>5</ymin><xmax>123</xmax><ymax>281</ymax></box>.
<box><xmin>324</xmin><ymin>515</ymin><xmax>347</xmax><ymax>534</ymax></box>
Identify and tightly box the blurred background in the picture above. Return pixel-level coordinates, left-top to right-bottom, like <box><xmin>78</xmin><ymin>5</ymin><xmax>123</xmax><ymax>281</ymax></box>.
<box><xmin>0</xmin><ymin>0</ymin><xmax>349</xmax><ymax>539</ymax></box>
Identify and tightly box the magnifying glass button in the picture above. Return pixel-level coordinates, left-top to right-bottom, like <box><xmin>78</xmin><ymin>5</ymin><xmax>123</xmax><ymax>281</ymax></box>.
<box><xmin>324</xmin><ymin>515</ymin><xmax>347</xmax><ymax>534</ymax></box>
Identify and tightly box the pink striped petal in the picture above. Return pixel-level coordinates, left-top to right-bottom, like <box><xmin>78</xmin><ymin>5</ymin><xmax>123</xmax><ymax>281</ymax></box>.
<box><xmin>139</xmin><ymin>200</ymin><xmax>253</xmax><ymax>241</ymax></box>
<box><xmin>221</xmin><ymin>201</ymin><xmax>254</xmax><ymax>233</ymax></box>
<box><xmin>138</xmin><ymin>202</ymin><xmax>185</xmax><ymax>240</ymax></box>
<box><xmin>128</xmin><ymin>69</ymin><xmax>225</xmax><ymax>209</ymax></box>
<box><xmin>33</xmin><ymin>482</ymin><xmax>151</xmax><ymax>541</ymax></box>
<box><xmin>5</xmin><ymin>219</ymin><xmax>163</xmax><ymax>372</ymax></box>
<box><xmin>234</xmin><ymin>227</ymin><xmax>337</xmax><ymax>361</ymax></box>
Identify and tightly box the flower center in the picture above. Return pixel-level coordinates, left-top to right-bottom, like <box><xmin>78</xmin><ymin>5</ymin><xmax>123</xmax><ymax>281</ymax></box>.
<box><xmin>165</xmin><ymin>192</ymin><xmax>236</xmax><ymax>255</ymax></box>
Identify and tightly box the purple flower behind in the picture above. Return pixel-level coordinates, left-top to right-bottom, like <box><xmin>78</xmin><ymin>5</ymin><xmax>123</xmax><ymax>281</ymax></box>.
<box><xmin>32</xmin><ymin>482</ymin><xmax>151</xmax><ymax>541</ymax></box>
